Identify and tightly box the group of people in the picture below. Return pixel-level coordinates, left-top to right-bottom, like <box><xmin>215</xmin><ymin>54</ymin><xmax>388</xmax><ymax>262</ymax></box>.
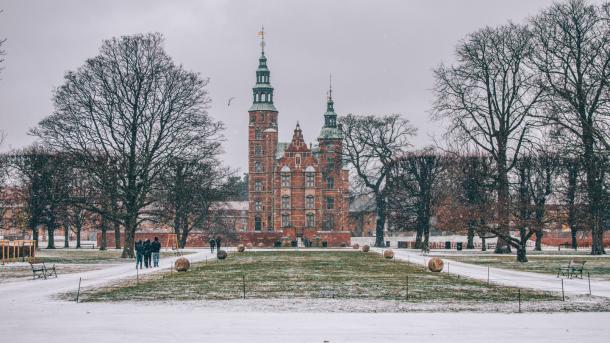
<box><xmin>135</xmin><ymin>237</ymin><xmax>162</xmax><ymax>269</ymax></box>
<box><xmin>209</xmin><ymin>237</ymin><xmax>222</xmax><ymax>253</ymax></box>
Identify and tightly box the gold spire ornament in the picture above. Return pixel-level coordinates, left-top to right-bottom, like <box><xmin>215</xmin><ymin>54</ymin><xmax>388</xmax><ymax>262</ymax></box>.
<box><xmin>258</xmin><ymin>26</ymin><xmax>265</xmax><ymax>53</ymax></box>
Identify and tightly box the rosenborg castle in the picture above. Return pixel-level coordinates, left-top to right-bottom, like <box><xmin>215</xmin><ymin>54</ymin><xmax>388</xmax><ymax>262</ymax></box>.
<box><xmin>245</xmin><ymin>38</ymin><xmax>351</xmax><ymax>246</ymax></box>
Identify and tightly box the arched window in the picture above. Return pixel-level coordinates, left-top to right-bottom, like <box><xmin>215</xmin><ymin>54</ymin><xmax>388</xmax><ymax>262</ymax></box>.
<box><xmin>254</xmin><ymin>217</ymin><xmax>262</xmax><ymax>231</ymax></box>
<box><xmin>305</xmin><ymin>195</ymin><xmax>314</xmax><ymax>209</ymax></box>
<box><xmin>281</xmin><ymin>196</ymin><xmax>290</xmax><ymax>209</ymax></box>
<box><xmin>281</xmin><ymin>166</ymin><xmax>291</xmax><ymax>188</ymax></box>
<box><xmin>254</xmin><ymin>180</ymin><xmax>263</xmax><ymax>192</ymax></box>
<box><xmin>306</xmin><ymin>213</ymin><xmax>315</xmax><ymax>228</ymax></box>
<box><xmin>305</xmin><ymin>166</ymin><xmax>315</xmax><ymax>188</ymax></box>
<box><xmin>281</xmin><ymin>214</ymin><xmax>290</xmax><ymax>228</ymax></box>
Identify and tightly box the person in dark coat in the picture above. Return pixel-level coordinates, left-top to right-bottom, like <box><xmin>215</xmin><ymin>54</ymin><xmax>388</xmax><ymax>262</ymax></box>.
<box><xmin>135</xmin><ymin>240</ymin><xmax>144</xmax><ymax>269</ymax></box>
<box><xmin>215</xmin><ymin>236</ymin><xmax>222</xmax><ymax>251</ymax></box>
<box><xmin>143</xmin><ymin>239</ymin><xmax>152</xmax><ymax>268</ymax></box>
<box><xmin>209</xmin><ymin>238</ymin><xmax>216</xmax><ymax>253</ymax></box>
<box><xmin>151</xmin><ymin>237</ymin><xmax>161</xmax><ymax>267</ymax></box>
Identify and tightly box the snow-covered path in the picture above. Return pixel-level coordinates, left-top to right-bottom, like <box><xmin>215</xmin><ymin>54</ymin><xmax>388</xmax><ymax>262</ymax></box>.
<box><xmin>381</xmin><ymin>248</ymin><xmax>610</xmax><ymax>298</ymax></box>
<box><xmin>0</xmin><ymin>248</ymin><xmax>218</xmax><ymax>300</ymax></box>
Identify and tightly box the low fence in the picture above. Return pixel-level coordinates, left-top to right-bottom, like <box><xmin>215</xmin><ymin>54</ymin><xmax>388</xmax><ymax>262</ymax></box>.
<box><xmin>0</xmin><ymin>240</ymin><xmax>36</xmax><ymax>263</ymax></box>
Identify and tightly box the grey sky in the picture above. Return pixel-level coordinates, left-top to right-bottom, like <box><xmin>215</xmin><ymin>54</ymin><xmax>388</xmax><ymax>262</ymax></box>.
<box><xmin>0</xmin><ymin>0</ymin><xmax>587</xmax><ymax>173</ymax></box>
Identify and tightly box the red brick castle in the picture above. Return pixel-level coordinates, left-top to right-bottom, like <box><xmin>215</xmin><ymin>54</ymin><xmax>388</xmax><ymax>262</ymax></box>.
<box><xmin>246</xmin><ymin>32</ymin><xmax>350</xmax><ymax>246</ymax></box>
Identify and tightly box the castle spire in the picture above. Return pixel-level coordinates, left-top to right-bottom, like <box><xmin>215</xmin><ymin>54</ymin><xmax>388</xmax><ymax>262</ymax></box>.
<box><xmin>250</xmin><ymin>26</ymin><xmax>276</xmax><ymax>112</ymax></box>
<box><xmin>324</xmin><ymin>74</ymin><xmax>337</xmax><ymax>128</ymax></box>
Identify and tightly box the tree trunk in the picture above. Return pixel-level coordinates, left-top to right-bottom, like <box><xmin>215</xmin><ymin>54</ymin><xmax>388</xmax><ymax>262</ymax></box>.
<box><xmin>591</xmin><ymin>218</ymin><xmax>605</xmax><ymax>255</ymax></box>
<box><xmin>415</xmin><ymin>227</ymin><xmax>422</xmax><ymax>249</ymax></box>
<box><xmin>422</xmin><ymin>222</ymin><xmax>430</xmax><ymax>250</ymax></box>
<box><xmin>99</xmin><ymin>216</ymin><xmax>107</xmax><ymax>251</ymax></box>
<box><xmin>374</xmin><ymin>194</ymin><xmax>386</xmax><ymax>248</ymax></box>
<box><xmin>121</xmin><ymin>215</ymin><xmax>137</xmax><ymax>258</ymax></box>
<box><xmin>467</xmin><ymin>221</ymin><xmax>475</xmax><ymax>249</ymax></box>
<box><xmin>583</xmin><ymin>129</ymin><xmax>606</xmax><ymax>255</ymax></box>
<box><xmin>47</xmin><ymin>226</ymin><xmax>55</xmax><ymax>249</ymax></box>
<box><xmin>63</xmin><ymin>223</ymin><xmax>70</xmax><ymax>248</ymax></box>
<box><xmin>534</xmin><ymin>230</ymin><xmax>543</xmax><ymax>251</ymax></box>
<box><xmin>179</xmin><ymin>228</ymin><xmax>189</xmax><ymax>249</ymax></box>
<box><xmin>76</xmin><ymin>225</ymin><xmax>82</xmax><ymax>249</ymax></box>
<box><xmin>114</xmin><ymin>222</ymin><xmax>121</xmax><ymax>249</ymax></box>
<box><xmin>571</xmin><ymin>228</ymin><xmax>578</xmax><ymax>250</ymax></box>
<box><xmin>516</xmin><ymin>245</ymin><xmax>528</xmax><ymax>263</ymax></box>
<box><xmin>481</xmin><ymin>235</ymin><xmax>486</xmax><ymax>251</ymax></box>
<box><xmin>495</xmin><ymin>152</ymin><xmax>511</xmax><ymax>254</ymax></box>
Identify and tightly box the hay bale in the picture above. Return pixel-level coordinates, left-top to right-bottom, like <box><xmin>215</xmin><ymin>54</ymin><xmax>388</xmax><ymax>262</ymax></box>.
<box><xmin>428</xmin><ymin>257</ymin><xmax>444</xmax><ymax>272</ymax></box>
<box><xmin>174</xmin><ymin>257</ymin><xmax>190</xmax><ymax>272</ymax></box>
<box><xmin>383</xmin><ymin>249</ymin><xmax>394</xmax><ymax>259</ymax></box>
<box><xmin>246</xmin><ymin>243</ymin><xmax>253</xmax><ymax>249</ymax></box>
<box><xmin>237</xmin><ymin>244</ymin><xmax>245</xmax><ymax>252</ymax></box>
<box><xmin>361</xmin><ymin>245</ymin><xmax>370</xmax><ymax>252</ymax></box>
<box><xmin>217</xmin><ymin>250</ymin><xmax>227</xmax><ymax>260</ymax></box>
<box><xmin>352</xmin><ymin>244</ymin><xmax>360</xmax><ymax>249</ymax></box>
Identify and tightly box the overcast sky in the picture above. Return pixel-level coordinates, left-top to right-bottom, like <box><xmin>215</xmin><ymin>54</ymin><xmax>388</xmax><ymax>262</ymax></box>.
<box><xmin>0</xmin><ymin>0</ymin><xmax>594</xmax><ymax>173</ymax></box>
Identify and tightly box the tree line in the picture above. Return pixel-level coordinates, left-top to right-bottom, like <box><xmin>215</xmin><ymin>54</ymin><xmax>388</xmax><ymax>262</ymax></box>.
<box><xmin>340</xmin><ymin>0</ymin><xmax>610</xmax><ymax>258</ymax></box>
<box><xmin>0</xmin><ymin>33</ymin><xmax>239</xmax><ymax>257</ymax></box>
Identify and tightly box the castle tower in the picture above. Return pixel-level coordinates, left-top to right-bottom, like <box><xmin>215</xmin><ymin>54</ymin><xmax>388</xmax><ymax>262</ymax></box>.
<box><xmin>317</xmin><ymin>78</ymin><xmax>349</xmax><ymax>231</ymax></box>
<box><xmin>248</xmin><ymin>28</ymin><xmax>278</xmax><ymax>232</ymax></box>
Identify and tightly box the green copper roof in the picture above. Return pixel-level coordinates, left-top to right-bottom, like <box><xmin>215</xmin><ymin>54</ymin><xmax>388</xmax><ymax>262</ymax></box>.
<box><xmin>276</xmin><ymin>142</ymin><xmax>289</xmax><ymax>159</ymax></box>
<box><xmin>318</xmin><ymin>126</ymin><xmax>342</xmax><ymax>140</ymax></box>
<box><xmin>249</xmin><ymin>103</ymin><xmax>277</xmax><ymax>111</ymax></box>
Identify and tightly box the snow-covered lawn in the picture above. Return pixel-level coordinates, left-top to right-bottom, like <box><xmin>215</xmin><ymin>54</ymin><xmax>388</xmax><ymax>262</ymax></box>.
<box><xmin>1</xmin><ymin>248</ymin><xmax>610</xmax><ymax>342</ymax></box>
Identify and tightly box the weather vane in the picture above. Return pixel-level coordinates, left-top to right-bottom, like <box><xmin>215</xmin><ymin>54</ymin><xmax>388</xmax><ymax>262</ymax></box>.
<box><xmin>258</xmin><ymin>25</ymin><xmax>265</xmax><ymax>53</ymax></box>
<box><xmin>328</xmin><ymin>73</ymin><xmax>333</xmax><ymax>100</ymax></box>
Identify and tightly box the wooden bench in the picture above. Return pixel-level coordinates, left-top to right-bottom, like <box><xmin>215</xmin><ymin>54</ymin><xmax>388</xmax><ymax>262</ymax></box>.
<box><xmin>29</xmin><ymin>259</ymin><xmax>58</xmax><ymax>280</ymax></box>
<box><xmin>79</xmin><ymin>243</ymin><xmax>95</xmax><ymax>249</ymax></box>
<box><xmin>557</xmin><ymin>259</ymin><xmax>586</xmax><ymax>279</ymax></box>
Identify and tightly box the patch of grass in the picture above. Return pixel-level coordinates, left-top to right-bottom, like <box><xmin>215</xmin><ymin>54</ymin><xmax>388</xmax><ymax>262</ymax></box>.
<box><xmin>78</xmin><ymin>251</ymin><xmax>557</xmax><ymax>302</ymax></box>
<box><xmin>440</xmin><ymin>255</ymin><xmax>610</xmax><ymax>280</ymax></box>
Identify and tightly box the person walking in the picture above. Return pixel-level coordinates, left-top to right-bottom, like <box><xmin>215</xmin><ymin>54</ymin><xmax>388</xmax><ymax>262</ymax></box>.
<box><xmin>209</xmin><ymin>238</ymin><xmax>216</xmax><ymax>253</ymax></box>
<box><xmin>215</xmin><ymin>236</ymin><xmax>222</xmax><ymax>251</ymax></box>
<box><xmin>143</xmin><ymin>239</ymin><xmax>152</xmax><ymax>268</ymax></box>
<box><xmin>151</xmin><ymin>237</ymin><xmax>161</xmax><ymax>267</ymax></box>
<box><xmin>135</xmin><ymin>240</ymin><xmax>144</xmax><ymax>269</ymax></box>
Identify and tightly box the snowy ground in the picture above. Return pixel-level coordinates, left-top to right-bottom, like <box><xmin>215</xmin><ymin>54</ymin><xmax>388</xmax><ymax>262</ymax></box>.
<box><xmin>2</xmin><ymin>248</ymin><xmax>610</xmax><ymax>342</ymax></box>
<box><xmin>379</xmin><ymin>248</ymin><xmax>610</xmax><ymax>298</ymax></box>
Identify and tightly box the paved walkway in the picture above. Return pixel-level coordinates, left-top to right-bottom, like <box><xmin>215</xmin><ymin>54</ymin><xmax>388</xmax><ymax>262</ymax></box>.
<box><xmin>376</xmin><ymin>248</ymin><xmax>610</xmax><ymax>298</ymax></box>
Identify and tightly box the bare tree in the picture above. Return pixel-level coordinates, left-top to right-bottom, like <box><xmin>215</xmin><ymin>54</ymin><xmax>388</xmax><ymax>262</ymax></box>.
<box><xmin>31</xmin><ymin>33</ymin><xmax>222</xmax><ymax>257</ymax></box>
<box><xmin>340</xmin><ymin>114</ymin><xmax>417</xmax><ymax>247</ymax></box>
<box><xmin>155</xmin><ymin>156</ymin><xmax>236</xmax><ymax>248</ymax></box>
<box><xmin>11</xmin><ymin>147</ymin><xmax>73</xmax><ymax>248</ymax></box>
<box><xmin>389</xmin><ymin>148</ymin><xmax>446</xmax><ymax>250</ymax></box>
<box><xmin>527</xmin><ymin>150</ymin><xmax>560</xmax><ymax>251</ymax></box>
<box><xmin>530</xmin><ymin>0</ymin><xmax>610</xmax><ymax>254</ymax></box>
<box><xmin>432</xmin><ymin>23</ymin><xmax>542</xmax><ymax>253</ymax></box>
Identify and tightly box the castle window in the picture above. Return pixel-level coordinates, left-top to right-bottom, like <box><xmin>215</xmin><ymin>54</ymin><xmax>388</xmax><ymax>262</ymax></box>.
<box><xmin>281</xmin><ymin>196</ymin><xmax>290</xmax><ymax>209</ymax></box>
<box><xmin>255</xmin><ymin>217</ymin><xmax>262</xmax><ymax>231</ymax></box>
<box><xmin>281</xmin><ymin>214</ymin><xmax>291</xmax><ymax>228</ymax></box>
<box><xmin>325</xmin><ymin>197</ymin><xmax>334</xmax><ymax>210</ymax></box>
<box><xmin>255</xmin><ymin>129</ymin><xmax>262</xmax><ymax>140</ymax></box>
<box><xmin>327</xmin><ymin>157</ymin><xmax>335</xmax><ymax>170</ymax></box>
<box><xmin>267</xmin><ymin>215</ymin><xmax>272</xmax><ymax>230</ymax></box>
<box><xmin>305</xmin><ymin>195</ymin><xmax>314</xmax><ymax>209</ymax></box>
<box><xmin>326</xmin><ymin>176</ymin><xmax>334</xmax><ymax>189</ymax></box>
<box><xmin>305</xmin><ymin>172</ymin><xmax>315</xmax><ymax>188</ymax></box>
<box><xmin>255</xmin><ymin>161</ymin><xmax>263</xmax><ymax>172</ymax></box>
<box><xmin>255</xmin><ymin>145</ymin><xmax>263</xmax><ymax>156</ymax></box>
<box><xmin>306</xmin><ymin>213</ymin><xmax>315</xmax><ymax>228</ymax></box>
<box><xmin>281</xmin><ymin>173</ymin><xmax>290</xmax><ymax>188</ymax></box>
<box><xmin>255</xmin><ymin>201</ymin><xmax>262</xmax><ymax>212</ymax></box>
<box><xmin>254</xmin><ymin>180</ymin><xmax>262</xmax><ymax>192</ymax></box>
<box><xmin>323</xmin><ymin>216</ymin><xmax>334</xmax><ymax>231</ymax></box>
